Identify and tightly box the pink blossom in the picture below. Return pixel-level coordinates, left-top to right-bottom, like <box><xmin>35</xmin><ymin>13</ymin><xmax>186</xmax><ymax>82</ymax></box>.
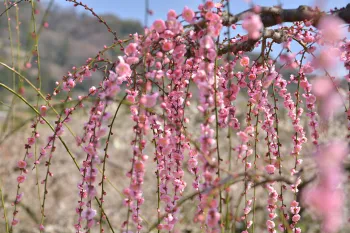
<box><xmin>242</xmin><ymin>12</ymin><xmax>263</xmax><ymax>40</ymax></box>
<box><xmin>40</xmin><ymin>105</ymin><xmax>47</xmax><ymax>116</ymax></box>
<box><xmin>304</xmin><ymin>34</ymin><xmax>314</xmax><ymax>43</ymax></box>
<box><xmin>126</xmin><ymin>56</ymin><xmax>139</xmax><ymax>65</ymax></box>
<box><xmin>263</xmin><ymin>66</ymin><xmax>278</xmax><ymax>89</ymax></box>
<box><xmin>240</xmin><ymin>56</ymin><xmax>250</xmax><ymax>67</ymax></box>
<box><xmin>82</xmin><ymin>208</ymin><xmax>96</xmax><ymax>220</ymax></box>
<box><xmin>141</xmin><ymin>92</ymin><xmax>159</xmax><ymax>108</ymax></box>
<box><xmin>89</xmin><ymin>86</ymin><xmax>97</xmax><ymax>95</ymax></box>
<box><xmin>162</xmin><ymin>41</ymin><xmax>174</xmax><ymax>51</ymax></box>
<box><xmin>237</xmin><ymin>131</ymin><xmax>249</xmax><ymax>143</ymax></box>
<box><xmin>204</xmin><ymin>1</ymin><xmax>215</xmax><ymax>10</ymax></box>
<box><xmin>125</xmin><ymin>43</ymin><xmax>138</xmax><ymax>56</ymax></box>
<box><xmin>182</xmin><ymin>6</ymin><xmax>195</xmax><ymax>23</ymax></box>
<box><xmin>17</xmin><ymin>160</ymin><xmax>27</xmax><ymax>169</ymax></box>
<box><xmin>244</xmin><ymin>206</ymin><xmax>251</xmax><ymax>215</ymax></box>
<box><xmin>158</xmin><ymin>137</ymin><xmax>169</xmax><ymax>147</ymax></box>
<box><xmin>291</xmin><ymin>200</ymin><xmax>299</xmax><ymax>207</ymax></box>
<box><xmin>302</xmin><ymin>62</ymin><xmax>314</xmax><ymax>73</ymax></box>
<box><xmin>265</xmin><ymin>164</ymin><xmax>275</xmax><ymax>174</ymax></box>
<box><xmin>12</xmin><ymin>219</ymin><xmax>19</xmax><ymax>226</ymax></box>
<box><xmin>305</xmin><ymin>95</ymin><xmax>316</xmax><ymax>104</ymax></box>
<box><xmin>17</xmin><ymin>175</ymin><xmax>26</xmax><ymax>183</ymax></box>
<box><xmin>316</xmin><ymin>48</ymin><xmax>340</xmax><ymax>69</ymax></box>
<box><xmin>318</xmin><ymin>15</ymin><xmax>345</xmax><ymax>42</ymax></box>
<box><xmin>321</xmin><ymin>93</ymin><xmax>343</xmax><ymax>119</ymax></box>
<box><xmin>134</xmin><ymin>161</ymin><xmax>145</xmax><ymax>172</ymax></box>
<box><xmin>152</xmin><ymin>19</ymin><xmax>166</xmax><ymax>33</ymax></box>
<box><xmin>167</xmin><ymin>9</ymin><xmax>177</xmax><ymax>20</ymax></box>
<box><xmin>15</xmin><ymin>193</ymin><xmax>23</xmax><ymax>203</ymax></box>
<box><xmin>206</xmin><ymin>209</ymin><xmax>220</xmax><ymax>227</ymax></box>
<box><xmin>206</xmin><ymin>48</ymin><xmax>216</xmax><ymax>60</ymax></box>
<box><xmin>266</xmin><ymin>220</ymin><xmax>275</xmax><ymax>228</ymax></box>
<box><xmin>292</xmin><ymin>214</ymin><xmax>300</xmax><ymax>222</ymax></box>
<box><xmin>116</xmin><ymin>56</ymin><xmax>132</xmax><ymax>78</ymax></box>
<box><xmin>200</xmin><ymin>35</ymin><xmax>215</xmax><ymax>49</ymax></box>
<box><xmin>27</xmin><ymin>137</ymin><xmax>35</xmax><ymax>146</ymax></box>
<box><xmin>303</xmin><ymin>141</ymin><xmax>348</xmax><ymax>233</ymax></box>
<box><xmin>63</xmin><ymin>78</ymin><xmax>76</xmax><ymax>91</ymax></box>
<box><xmin>312</xmin><ymin>77</ymin><xmax>333</xmax><ymax>98</ymax></box>
<box><xmin>84</xmin><ymin>144</ymin><xmax>95</xmax><ymax>156</ymax></box>
<box><xmin>205</xmin><ymin>11</ymin><xmax>215</xmax><ymax>21</ymax></box>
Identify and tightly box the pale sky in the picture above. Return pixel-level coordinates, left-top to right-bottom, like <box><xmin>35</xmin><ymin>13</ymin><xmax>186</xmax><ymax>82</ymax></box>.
<box><xmin>53</xmin><ymin>0</ymin><xmax>349</xmax><ymax>77</ymax></box>
<box><xmin>55</xmin><ymin>0</ymin><xmax>349</xmax><ymax>27</ymax></box>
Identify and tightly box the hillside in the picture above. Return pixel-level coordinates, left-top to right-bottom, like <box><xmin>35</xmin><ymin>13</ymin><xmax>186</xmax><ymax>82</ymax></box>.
<box><xmin>0</xmin><ymin>1</ymin><xmax>143</xmax><ymax>93</ymax></box>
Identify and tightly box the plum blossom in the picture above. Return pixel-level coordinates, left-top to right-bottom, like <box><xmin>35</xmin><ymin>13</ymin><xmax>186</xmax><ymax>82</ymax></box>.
<box><xmin>265</xmin><ymin>164</ymin><xmax>275</xmax><ymax>174</ymax></box>
<box><xmin>167</xmin><ymin>9</ymin><xmax>177</xmax><ymax>20</ymax></box>
<box><xmin>141</xmin><ymin>92</ymin><xmax>159</xmax><ymax>108</ymax></box>
<box><xmin>240</xmin><ymin>56</ymin><xmax>250</xmax><ymax>67</ymax></box>
<box><xmin>182</xmin><ymin>6</ymin><xmax>195</xmax><ymax>23</ymax></box>
<box><xmin>17</xmin><ymin>175</ymin><xmax>26</xmax><ymax>184</ymax></box>
<box><xmin>116</xmin><ymin>56</ymin><xmax>132</xmax><ymax>79</ymax></box>
<box><xmin>12</xmin><ymin>219</ymin><xmax>19</xmax><ymax>226</ymax></box>
<box><xmin>125</xmin><ymin>43</ymin><xmax>138</xmax><ymax>56</ymax></box>
<box><xmin>81</xmin><ymin>208</ymin><xmax>97</xmax><ymax>220</ymax></box>
<box><xmin>40</xmin><ymin>105</ymin><xmax>47</xmax><ymax>116</ymax></box>
<box><xmin>242</xmin><ymin>12</ymin><xmax>263</xmax><ymax>39</ymax></box>
<box><xmin>200</xmin><ymin>35</ymin><xmax>215</xmax><ymax>49</ymax></box>
<box><xmin>318</xmin><ymin>15</ymin><xmax>345</xmax><ymax>42</ymax></box>
<box><xmin>27</xmin><ymin>137</ymin><xmax>35</xmax><ymax>146</ymax></box>
<box><xmin>162</xmin><ymin>40</ymin><xmax>174</xmax><ymax>51</ymax></box>
<box><xmin>303</xmin><ymin>141</ymin><xmax>348</xmax><ymax>233</ymax></box>
<box><xmin>63</xmin><ymin>78</ymin><xmax>76</xmax><ymax>91</ymax></box>
<box><xmin>17</xmin><ymin>160</ymin><xmax>27</xmax><ymax>169</ymax></box>
<box><xmin>89</xmin><ymin>86</ymin><xmax>97</xmax><ymax>95</ymax></box>
<box><xmin>152</xmin><ymin>19</ymin><xmax>166</xmax><ymax>32</ymax></box>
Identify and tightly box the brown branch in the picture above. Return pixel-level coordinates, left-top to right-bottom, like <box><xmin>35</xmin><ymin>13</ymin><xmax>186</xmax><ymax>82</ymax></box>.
<box><xmin>195</xmin><ymin>4</ymin><xmax>350</xmax><ymax>56</ymax></box>
<box><xmin>65</xmin><ymin>0</ymin><xmax>122</xmax><ymax>43</ymax></box>
<box><xmin>223</xmin><ymin>5</ymin><xmax>323</xmax><ymax>27</ymax></box>
<box><xmin>218</xmin><ymin>28</ymin><xmax>287</xmax><ymax>56</ymax></box>
<box><xmin>333</xmin><ymin>4</ymin><xmax>350</xmax><ymax>24</ymax></box>
<box><xmin>193</xmin><ymin>4</ymin><xmax>350</xmax><ymax>31</ymax></box>
<box><xmin>222</xmin><ymin>4</ymin><xmax>350</xmax><ymax>27</ymax></box>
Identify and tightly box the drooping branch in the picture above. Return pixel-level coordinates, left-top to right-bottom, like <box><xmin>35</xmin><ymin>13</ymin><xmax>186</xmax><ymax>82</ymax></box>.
<box><xmin>147</xmin><ymin>172</ymin><xmax>294</xmax><ymax>232</ymax></box>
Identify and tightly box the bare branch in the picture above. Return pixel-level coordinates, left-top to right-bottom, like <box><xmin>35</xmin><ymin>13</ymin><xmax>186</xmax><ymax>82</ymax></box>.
<box><xmin>222</xmin><ymin>4</ymin><xmax>350</xmax><ymax>27</ymax></box>
<box><xmin>0</xmin><ymin>0</ymin><xmax>25</xmax><ymax>17</ymax></box>
<box><xmin>218</xmin><ymin>29</ymin><xmax>287</xmax><ymax>56</ymax></box>
<box><xmin>194</xmin><ymin>4</ymin><xmax>350</xmax><ymax>31</ymax></box>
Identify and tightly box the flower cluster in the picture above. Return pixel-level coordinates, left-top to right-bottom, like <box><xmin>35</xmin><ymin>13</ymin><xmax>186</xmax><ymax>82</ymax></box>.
<box><xmin>5</xmin><ymin>1</ymin><xmax>350</xmax><ymax>233</ymax></box>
